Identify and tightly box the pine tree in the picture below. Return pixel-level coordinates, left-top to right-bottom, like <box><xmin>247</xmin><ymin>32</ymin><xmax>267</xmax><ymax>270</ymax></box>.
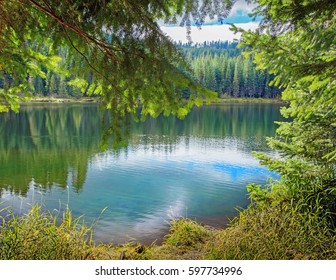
<box><xmin>241</xmin><ymin>0</ymin><xmax>336</xmax><ymax>229</ymax></box>
<box><xmin>223</xmin><ymin>59</ymin><xmax>234</xmax><ymax>96</ymax></box>
<box><xmin>33</xmin><ymin>76</ymin><xmax>45</xmax><ymax>96</ymax></box>
<box><xmin>233</xmin><ymin>60</ymin><xmax>241</xmax><ymax>97</ymax></box>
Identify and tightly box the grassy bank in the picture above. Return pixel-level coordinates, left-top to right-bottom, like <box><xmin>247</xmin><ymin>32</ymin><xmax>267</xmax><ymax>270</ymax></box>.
<box><xmin>1</xmin><ymin>201</ymin><xmax>335</xmax><ymax>260</ymax></box>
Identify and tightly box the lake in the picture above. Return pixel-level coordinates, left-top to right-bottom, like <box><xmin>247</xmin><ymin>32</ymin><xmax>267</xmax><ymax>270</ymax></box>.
<box><xmin>0</xmin><ymin>102</ymin><xmax>283</xmax><ymax>244</ymax></box>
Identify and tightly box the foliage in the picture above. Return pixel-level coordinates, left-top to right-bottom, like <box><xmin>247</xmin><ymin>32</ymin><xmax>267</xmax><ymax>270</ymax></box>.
<box><xmin>13</xmin><ymin>41</ymin><xmax>282</xmax><ymax>102</ymax></box>
<box><xmin>237</xmin><ymin>0</ymin><xmax>336</xmax><ymax>234</ymax></box>
<box><xmin>0</xmin><ymin>0</ymin><xmax>238</xmax><ymax>117</ymax></box>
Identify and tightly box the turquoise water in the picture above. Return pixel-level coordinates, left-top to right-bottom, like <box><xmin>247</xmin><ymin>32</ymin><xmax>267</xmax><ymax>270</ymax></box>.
<box><xmin>0</xmin><ymin>103</ymin><xmax>283</xmax><ymax>244</ymax></box>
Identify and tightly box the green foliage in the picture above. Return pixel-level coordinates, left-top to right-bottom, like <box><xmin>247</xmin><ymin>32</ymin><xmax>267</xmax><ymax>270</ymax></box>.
<box><xmin>239</xmin><ymin>0</ymin><xmax>336</xmax><ymax>234</ymax></box>
<box><xmin>0</xmin><ymin>0</ymin><xmax>236</xmax><ymax>116</ymax></box>
<box><xmin>19</xmin><ymin>42</ymin><xmax>263</xmax><ymax>103</ymax></box>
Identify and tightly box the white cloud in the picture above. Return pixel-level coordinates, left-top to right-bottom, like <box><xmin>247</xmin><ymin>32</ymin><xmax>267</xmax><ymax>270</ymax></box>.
<box><xmin>160</xmin><ymin>22</ymin><xmax>259</xmax><ymax>43</ymax></box>
<box><xmin>229</xmin><ymin>0</ymin><xmax>257</xmax><ymax>17</ymax></box>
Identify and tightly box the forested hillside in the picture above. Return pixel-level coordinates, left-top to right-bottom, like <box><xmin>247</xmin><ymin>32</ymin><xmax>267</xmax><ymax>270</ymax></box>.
<box><xmin>1</xmin><ymin>41</ymin><xmax>281</xmax><ymax>99</ymax></box>
<box><xmin>181</xmin><ymin>41</ymin><xmax>281</xmax><ymax>98</ymax></box>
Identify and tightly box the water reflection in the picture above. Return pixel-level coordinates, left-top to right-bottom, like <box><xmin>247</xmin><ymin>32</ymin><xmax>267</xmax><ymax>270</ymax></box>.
<box><xmin>0</xmin><ymin>104</ymin><xmax>102</xmax><ymax>194</ymax></box>
<box><xmin>0</xmin><ymin>103</ymin><xmax>283</xmax><ymax>243</ymax></box>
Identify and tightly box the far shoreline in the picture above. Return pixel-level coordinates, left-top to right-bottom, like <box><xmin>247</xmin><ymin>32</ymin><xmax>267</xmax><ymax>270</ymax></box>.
<box><xmin>28</xmin><ymin>96</ymin><xmax>100</xmax><ymax>104</ymax></box>
<box><xmin>27</xmin><ymin>96</ymin><xmax>287</xmax><ymax>105</ymax></box>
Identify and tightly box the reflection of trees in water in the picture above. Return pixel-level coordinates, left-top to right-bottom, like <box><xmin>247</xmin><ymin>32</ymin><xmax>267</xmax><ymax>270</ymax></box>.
<box><xmin>0</xmin><ymin>104</ymin><xmax>102</xmax><ymax>195</ymax></box>
<box><xmin>130</xmin><ymin>103</ymin><xmax>284</xmax><ymax>151</ymax></box>
<box><xmin>0</xmin><ymin>103</ymin><xmax>283</xmax><ymax>196</ymax></box>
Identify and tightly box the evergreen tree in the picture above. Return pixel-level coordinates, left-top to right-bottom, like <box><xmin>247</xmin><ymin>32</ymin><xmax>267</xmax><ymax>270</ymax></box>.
<box><xmin>33</xmin><ymin>76</ymin><xmax>44</xmax><ymax>96</ymax></box>
<box><xmin>223</xmin><ymin>59</ymin><xmax>234</xmax><ymax>96</ymax></box>
<box><xmin>232</xmin><ymin>62</ymin><xmax>241</xmax><ymax>97</ymax></box>
<box><xmin>240</xmin><ymin>0</ymin><xmax>336</xmax><ymax>230</ymax></box>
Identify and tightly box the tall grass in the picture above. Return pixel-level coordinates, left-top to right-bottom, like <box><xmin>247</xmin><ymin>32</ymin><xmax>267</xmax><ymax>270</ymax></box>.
<box><xmin>0</xmin><ymin>205</ymin><xmax>93</xmax><ymax>259</ymax></box>
<box><xmin>1</xmin><ymin>194</ymin><xmax>336</xmax><ymax>260</ymax></box>
<box><xmin>140</xmin><ymin>201</ymin><xmax>336</xmax><ymax>260</ymax></box>
<box><xmin>0</xmin><ymin>205</ymin><xmax>158</xmax><ymax>260</ymax></box>
<box><xmin>206</xmin><ymin>203</ymin><xmax>336</xmax><ymax>259</ymax></box>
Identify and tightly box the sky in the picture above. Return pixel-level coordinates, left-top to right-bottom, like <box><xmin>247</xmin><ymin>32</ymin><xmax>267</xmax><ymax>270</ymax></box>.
<box><xmin>160</xmin><ymin>0</ymin><xmax>260</xmax><ymax>43</ymax></box>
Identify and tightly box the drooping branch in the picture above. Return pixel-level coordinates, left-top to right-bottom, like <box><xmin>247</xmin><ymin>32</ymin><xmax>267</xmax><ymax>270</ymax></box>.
<box><xmin>27</xmin><ymin>0</ymin><xmax>123</xmax><ymax>63</ymax></box>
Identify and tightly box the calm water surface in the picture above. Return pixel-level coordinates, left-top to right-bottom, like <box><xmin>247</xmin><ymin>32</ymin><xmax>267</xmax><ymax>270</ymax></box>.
<box><xmin>0</xmin><ymin>103</ymin><xmax>283</xmax><ymax>244</ymax></box>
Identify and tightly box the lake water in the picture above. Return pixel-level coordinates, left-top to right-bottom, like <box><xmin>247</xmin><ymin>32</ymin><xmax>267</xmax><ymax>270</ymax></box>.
<box><xmin>0</xmin><ymin>102</ymin><xmax>283</xmax><ymax>244</ymax></box>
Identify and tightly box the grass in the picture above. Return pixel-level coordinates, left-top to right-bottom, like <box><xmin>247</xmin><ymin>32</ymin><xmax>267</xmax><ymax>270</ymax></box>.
<box><xmin>142</xmin><ymin>204</ymin><xmax>336</xmax><ymax>260</ymax></box>
<box><xmin>1</xmin><ymin>202</ymin><xmax>335</xmax><ymax>260</ymax></box>
<box><xmin>0</xmin><ymin>206</ymin><xmax>93</xmax><ymax>259</ymax></box>
<box><xmin>205</xmin><ymin>204</ymin><xmax>336</xmax><ymax>260</ymax></box>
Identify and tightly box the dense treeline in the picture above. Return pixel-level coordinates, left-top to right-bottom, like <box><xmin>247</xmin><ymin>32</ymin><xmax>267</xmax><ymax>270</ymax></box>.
<box><xmin>180</xmin><ymin>41</ymin><xmax>281</xmax><ymax>98</ymax></box>
<box><xmin>1</xmin><ymin>41</ymin><xmax>281</xmax><ymax>99</ymax></box>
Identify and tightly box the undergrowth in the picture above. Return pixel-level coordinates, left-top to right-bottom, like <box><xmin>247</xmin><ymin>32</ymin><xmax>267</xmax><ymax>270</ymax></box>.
<box><xmin>1</xmin><ymin>198</ymin><xmax>335</xmax><ymax>260</ymax></box>
<box><xmin>206</xmin><ymin>203</ymin><xmax>336</xmax><ymax>260</ymax></box>
<box><xmin>0</xmin><ymin>206</ymin><xmax>93</xmax><ymax>259</ymax></box>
